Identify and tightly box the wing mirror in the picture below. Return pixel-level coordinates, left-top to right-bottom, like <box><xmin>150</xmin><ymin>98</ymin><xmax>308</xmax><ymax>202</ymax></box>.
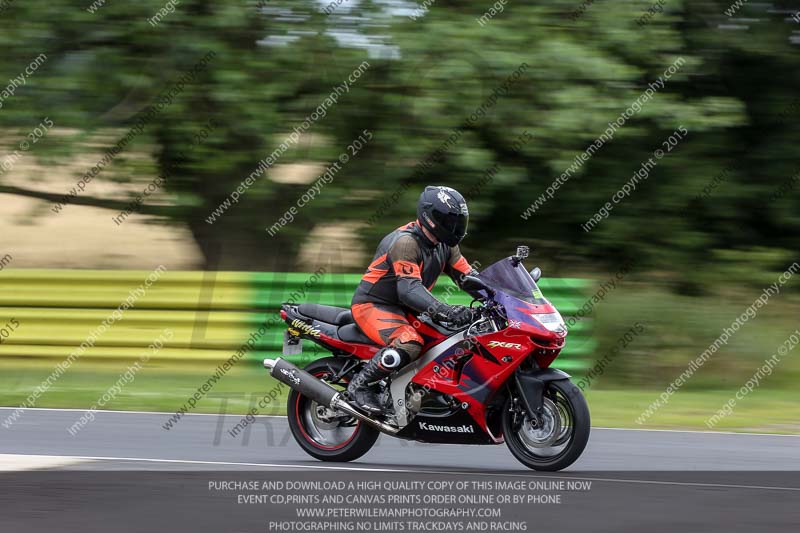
<box><xmin>529</xmin><ymin>267</ymin><xmax>542</xmax><ymax>282</ymax></box>
<box><xmin>461</xmin><ymin>275</ymin><xmax>494</xmax><ymax>297</ymax></box>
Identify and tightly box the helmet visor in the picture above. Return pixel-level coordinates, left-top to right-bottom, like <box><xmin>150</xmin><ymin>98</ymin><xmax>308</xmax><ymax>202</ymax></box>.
<box><xmin>432</xmin><ymin>210</ymin><xmax>468</xmax><ymax>241</ymax></box>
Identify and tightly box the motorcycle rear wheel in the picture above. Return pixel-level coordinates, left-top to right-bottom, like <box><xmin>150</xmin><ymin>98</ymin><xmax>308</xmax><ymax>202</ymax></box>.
<box><xmin>502</xmin><ymin>379</ymin><xmax>590</xmax><ymax>471</ymax></box>
<box><xmin>286</xmin><ymin>357</ymin><xmax>379</xmax><ymax>462</ymax></box>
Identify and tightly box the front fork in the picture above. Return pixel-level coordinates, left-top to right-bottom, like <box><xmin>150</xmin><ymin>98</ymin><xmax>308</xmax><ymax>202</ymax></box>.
<box><xmin>509</xmin><ymin>396</ymin><xmax>525</xmax><ymax>431</ymax></box>
<box><xmin>510</xmin><ymin>367</ymin><xmax>572</xmax><ymax>428</ymax></box>
<box><xmin>509</xmin><ymin>396</ymin><xmax>545</xmax><ymax>432</ymax></box>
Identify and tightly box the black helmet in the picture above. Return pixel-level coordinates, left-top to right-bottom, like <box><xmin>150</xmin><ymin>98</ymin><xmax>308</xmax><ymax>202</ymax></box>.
<box><xmin>417</xmin><ymin>186</ymin><xmax>469</xmax><ymax>247</ymax></box>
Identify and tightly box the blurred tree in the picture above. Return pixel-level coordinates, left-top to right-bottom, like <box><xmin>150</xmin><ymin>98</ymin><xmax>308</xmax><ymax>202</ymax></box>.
<box><xmin>0</xmin><ymin>0</ymin><xmax>797</xmax><ymax>283</ymax></box>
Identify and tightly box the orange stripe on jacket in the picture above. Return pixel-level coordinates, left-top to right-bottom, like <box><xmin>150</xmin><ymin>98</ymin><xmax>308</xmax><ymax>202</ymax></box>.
<box><xmin>362</xmin><ymin>253</ymin><xmax>389</xmax><ymax>284</ymax></box>
<box><xmin>451</xmin><ymin>256</ymin><xmax>472</xmax><ymax>276</ymax></box>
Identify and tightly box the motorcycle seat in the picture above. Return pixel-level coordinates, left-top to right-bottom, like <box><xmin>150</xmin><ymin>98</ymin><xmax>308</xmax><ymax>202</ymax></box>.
<box><xmin>336</xmin><ymin>323</ymin><xmax>376</xmax><ymax>345</ymax></box>
<box><xmin>297</xmin><ymin>303</ymin><xmax>354</xmax><ymax>326</ymax></box>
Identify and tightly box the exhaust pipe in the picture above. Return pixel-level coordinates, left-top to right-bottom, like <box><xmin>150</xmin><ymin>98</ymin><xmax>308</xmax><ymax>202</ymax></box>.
<box><xmin>264</xmin><ymin>358</ymin><xmax>339</xmax><ymax>408</ymax></box>
<box><xmin>264</xmin><ymin>358</ymin><xmax>400</xmax><ymax>434</ymax></box>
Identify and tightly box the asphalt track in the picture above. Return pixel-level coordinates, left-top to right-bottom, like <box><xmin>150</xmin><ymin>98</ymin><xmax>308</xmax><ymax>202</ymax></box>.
<box><xmin>1</xmin><ymin>408</ymin><xmax>799</xmax><ymax>532</ymax></box>
<box><xmin>1</xmin><ymin>407</ymin><xmax>800</xmax><ymax>471</ymax></box>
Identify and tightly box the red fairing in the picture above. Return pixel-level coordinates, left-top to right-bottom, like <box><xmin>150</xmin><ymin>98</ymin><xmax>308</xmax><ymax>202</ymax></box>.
<box><xmin>408</xmin><ymin>312</ymin><xmax>567</xmax><ymax>440</ymax></box>
<box><xmin>406</xmin><ymin>313</ymin><xmax>450</xmax><ymax>348</ymax></box>
<box><xmin>409</xmin><ymin>328</ymin><xmax>538</xmax><ymax>442</ymax></box>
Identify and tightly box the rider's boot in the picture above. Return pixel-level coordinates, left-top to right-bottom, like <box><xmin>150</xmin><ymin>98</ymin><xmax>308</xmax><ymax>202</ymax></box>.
<box><xmin>347</xmin><ymin>347</ymin><xmax>407</xmax><ymax>414</ymax></box>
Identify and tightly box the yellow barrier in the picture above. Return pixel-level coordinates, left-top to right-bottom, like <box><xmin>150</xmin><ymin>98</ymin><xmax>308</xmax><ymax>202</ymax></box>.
<box><xmin>0</xmin><ymin>269</ymin><xmax>594</xmax><ymax>370</ymax></box>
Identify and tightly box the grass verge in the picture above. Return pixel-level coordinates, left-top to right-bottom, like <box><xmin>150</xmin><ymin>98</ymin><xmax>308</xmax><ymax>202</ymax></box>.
<box><xmin>1</xmin><ymin>360</ymin><xmax>797</xmax><ymax>434</ymax></box>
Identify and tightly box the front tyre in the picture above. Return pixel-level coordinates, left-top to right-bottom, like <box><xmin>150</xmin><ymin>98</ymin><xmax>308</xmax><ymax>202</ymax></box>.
<box><xmin>287</xmin><ymin>357</ymin><xmax>379</xmax><ymax>462</ymax></box>
<box><xmin>502</xmin><ymin>379</ymin><xmax>590</xmax><ymax>472</ymax></box>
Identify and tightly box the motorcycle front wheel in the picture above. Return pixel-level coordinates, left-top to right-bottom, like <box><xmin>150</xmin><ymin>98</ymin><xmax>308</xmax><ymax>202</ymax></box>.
<box><xmin>501</xmin><ymin>379</ymin><xmax>590</xmax><ymax>472</ymax></box>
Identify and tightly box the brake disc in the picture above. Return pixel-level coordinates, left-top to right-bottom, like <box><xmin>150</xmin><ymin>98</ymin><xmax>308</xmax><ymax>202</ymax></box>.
<box><xmin>518</xmin><ymin>397</ymin><xmax>562</xmax><ymax>449</ymax></box>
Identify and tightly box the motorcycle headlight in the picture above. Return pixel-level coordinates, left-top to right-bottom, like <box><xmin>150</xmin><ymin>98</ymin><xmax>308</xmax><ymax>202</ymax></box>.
<box><xmin>531</xmin><ymin>312</ymin><xmax>566</xmax><ymax>334</ymax></box>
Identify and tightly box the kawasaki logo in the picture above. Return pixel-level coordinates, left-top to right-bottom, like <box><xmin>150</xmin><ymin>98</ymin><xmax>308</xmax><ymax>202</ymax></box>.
<box><xmin>487</xmin><ymin>341</ymin><xmax>523</xmax><ymax>349</ymax></box>
<box><xmin>419</xmin><ymin>422</ymin><xmax>475</xmax><ymax>433</ymax></box>
<box><xmin>291</xmin><ymin>319</ymin><xmax>321</xmax><ymax>337</ymax></box>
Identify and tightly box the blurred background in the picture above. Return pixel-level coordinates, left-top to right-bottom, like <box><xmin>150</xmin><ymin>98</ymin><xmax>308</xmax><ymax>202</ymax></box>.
<box><xmin>0</xmin><ymin>0</ymin><xmax>798</xmax><ymax>431</ymax></box>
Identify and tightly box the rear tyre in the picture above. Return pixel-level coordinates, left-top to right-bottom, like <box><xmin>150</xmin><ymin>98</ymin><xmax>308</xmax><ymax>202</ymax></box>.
<box><xmin>287</xmin><ymin>357</ymin><xmax>379</xmax><ymax>462</ymax></box>
<box><xmin>502</xmin><ymin>379</ymin><xmax>590</xmax><ymax>472</ymax></box>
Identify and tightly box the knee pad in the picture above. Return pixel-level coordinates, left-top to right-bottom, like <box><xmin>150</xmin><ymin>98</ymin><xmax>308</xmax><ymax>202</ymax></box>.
<box><xmin>379</xmin><ymin>346</ymin><xmax>411</xmax><ymax>370</ymax></box>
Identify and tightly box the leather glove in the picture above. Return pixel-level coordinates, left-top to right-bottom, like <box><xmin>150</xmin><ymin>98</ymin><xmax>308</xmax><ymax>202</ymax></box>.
<box><xmin>441</xmin><ymin>305</ymin><xmax>475</xmax><ymax>328</ymax></box>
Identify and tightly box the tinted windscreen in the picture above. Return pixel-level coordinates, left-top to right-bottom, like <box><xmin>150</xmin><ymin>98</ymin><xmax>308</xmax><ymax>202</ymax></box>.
<box><xmin>479</xmin><ymin>258</ymin><xmax>547</xmax><ymax>304</ymax></box>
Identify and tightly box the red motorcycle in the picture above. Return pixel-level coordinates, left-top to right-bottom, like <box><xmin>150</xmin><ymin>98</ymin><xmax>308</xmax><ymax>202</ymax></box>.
<box><xmin>264</xmin><ymin>247</ymin><xmax>590</xmax><ymax>471</ymax></box>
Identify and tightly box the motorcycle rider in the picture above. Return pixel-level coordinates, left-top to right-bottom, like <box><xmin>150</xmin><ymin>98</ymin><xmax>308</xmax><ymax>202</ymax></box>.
<box><xmin>347</xmin><ymin>185</ymin><xmax>479</xmax><ymax>414</ymax></box>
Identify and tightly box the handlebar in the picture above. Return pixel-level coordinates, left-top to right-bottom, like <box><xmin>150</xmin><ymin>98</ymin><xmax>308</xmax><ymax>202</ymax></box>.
<box><xmin>421</xmin><ymin>304</ymin><xmax>492</xmax><ymax>332</ymax></box>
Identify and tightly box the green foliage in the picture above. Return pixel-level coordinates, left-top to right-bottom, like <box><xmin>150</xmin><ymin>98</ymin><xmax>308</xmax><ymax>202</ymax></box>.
<box><xmin>1</xmin><ymin>0</ymin><xmax>798</xmax><ymax>279</ymax></box>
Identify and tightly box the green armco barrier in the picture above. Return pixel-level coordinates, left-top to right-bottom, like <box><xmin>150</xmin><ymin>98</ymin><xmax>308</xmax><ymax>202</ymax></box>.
<box><xmin>0</xmin><ymin>269</ymin><xmax>595</xmax><ymax>371</ymax></box>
